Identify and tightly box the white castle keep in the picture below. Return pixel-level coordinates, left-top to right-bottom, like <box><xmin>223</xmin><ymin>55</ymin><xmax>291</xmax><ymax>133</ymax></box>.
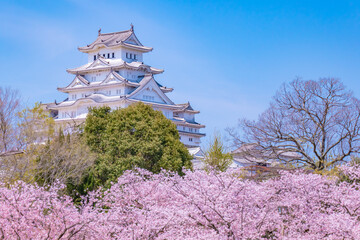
<box><xmin>46</xmin><ymin>26</ymin><xmax>205</xmax><ymax>148</ymax></box>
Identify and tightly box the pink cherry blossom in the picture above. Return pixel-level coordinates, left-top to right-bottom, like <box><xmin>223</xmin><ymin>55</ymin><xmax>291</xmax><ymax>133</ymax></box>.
<box><xmin>1</xmin><ymin>167</ymin><xmax>360</xmax><ymax>239</ymax></box>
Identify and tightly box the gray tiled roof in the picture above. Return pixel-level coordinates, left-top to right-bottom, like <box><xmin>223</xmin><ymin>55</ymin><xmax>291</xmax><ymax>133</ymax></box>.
<box><xmin>79</xmin><ymin>30</ymin><xmax>133</xmax><ymax>50</ymax></box>
<box><xmin>67</xmin><ymin>57</ymin><xmax>163</xmax><ymax>74</ymax></box>
<box><xmin>78</xmin><ymin>28</ymin><xmax>152</xmax><ymax>52</ymax></box>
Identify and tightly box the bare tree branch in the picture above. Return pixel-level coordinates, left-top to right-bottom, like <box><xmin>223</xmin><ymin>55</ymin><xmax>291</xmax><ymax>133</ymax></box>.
<box><xmin>228</xmin><ymin>78</ymin><xmax>360</xmax><ymax>170</ymax></box>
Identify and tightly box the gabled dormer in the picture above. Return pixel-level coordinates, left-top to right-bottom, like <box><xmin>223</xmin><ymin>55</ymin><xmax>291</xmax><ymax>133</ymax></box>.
<box><xmin>58</xmin><ymin>75</ymin><xmax>89</xmax><ymax>93</ymax></box>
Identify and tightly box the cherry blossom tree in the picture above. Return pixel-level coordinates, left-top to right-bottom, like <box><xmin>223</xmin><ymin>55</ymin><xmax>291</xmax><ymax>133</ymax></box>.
<box><xmin>1</xmin><ymin>166</ymin><xmax>360</xmax><ymax>239</ymax></box>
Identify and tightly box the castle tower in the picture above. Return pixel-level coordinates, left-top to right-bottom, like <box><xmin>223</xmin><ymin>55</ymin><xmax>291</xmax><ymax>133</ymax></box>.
<box><xmin>46</xmin><ymin>26</ymin><xmax>205</xmax><ymax>147</ymax></box>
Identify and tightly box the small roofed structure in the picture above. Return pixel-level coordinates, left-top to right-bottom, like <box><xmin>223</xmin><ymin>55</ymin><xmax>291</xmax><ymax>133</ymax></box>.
<box><xmin>230</xmin><ymin>143</ymin><xmax>300</xmax><ymax>168</ymax></box>
<box><xmin>188</xmin><ymin>147</ymin><xmax>205</xmax><ymax>169</ymax></box>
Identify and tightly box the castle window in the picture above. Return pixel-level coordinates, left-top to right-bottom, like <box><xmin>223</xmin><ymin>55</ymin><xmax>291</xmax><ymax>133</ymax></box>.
<box><xmin>71</xmin><ymin>94</ymin><xmax>77</xmax><ymax>100</ymax></box>
<box><xmin>134</xmin><ymin>54</ymin><xmax>137</xmax><ymax>60</ymax></box>
<box><xmin>183</xmin><ymin>127</ymin><xmax>186</xmax><ymax>131</ymax></box>
<box><xmin>81</xmin><ymin>93</ymin><xmax>86</xmax><ymax>98</ymax></box>
<box><xmin>71</xmin><ymin>111</ymin><xmax>76</xmax><ymax>118</ymax></box>
<box><xmin>143</xmin><ymin>95</ymin><xmax>154</xmax><ymax>101</ymax></box>
<box><xmin>94</xmin><ymin>55</ymin><xmax>96</xmax><ymax>61</ymax></box>
<box><xmin>112</xmin><ymin>52</ymin><xmax>115</xmax><ymax>58</ymax></box>
<box><xmin>126</xmin><ymin>53</ymin><xmax>129</xmax><ymax>58</ymax></box>
<box><xmin>103</xmin><ymin>54</ymin><xmax>105</xmax><ymax>57</ymax></box>
<box><xmin>116</xmin><ymin>89</ymin><xmax>121</xmax><ymax>95</ymax></box>
<box><xmin>189</xmin><ymin>138</ymin><xmax>193</xmax><ymax>142</ymax></box>
<box><xmin>130</xmin><ymin>53</ymin><xmax>133</xmax><ymax>59</ymax></box>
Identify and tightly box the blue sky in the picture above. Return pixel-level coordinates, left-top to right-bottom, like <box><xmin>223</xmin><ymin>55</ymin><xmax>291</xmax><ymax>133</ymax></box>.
<box><xmin>1</xmin><ymin>0</ymin><xmax>360</xmax><ymax>146</ymax></box>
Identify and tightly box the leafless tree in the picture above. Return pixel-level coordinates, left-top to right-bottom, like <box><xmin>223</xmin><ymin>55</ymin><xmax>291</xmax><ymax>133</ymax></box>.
<box><xmin>0</xmin><ymin>103</ymin><xmax>95</xmax><ymax>186</ymax></box>
<box><xmin>32</xmin><ymin>132</ymin><xmax>96</xmax><ymax>186</ymax></box>
<box><xmin>227</xmin><ymin>78</ymin><xmax>360</xmax><ymax>170</ymax></box>
<box><xmin>0</xmin><ymin>87</ymin><xmax>20</xmax><ymax>153</ymax></box>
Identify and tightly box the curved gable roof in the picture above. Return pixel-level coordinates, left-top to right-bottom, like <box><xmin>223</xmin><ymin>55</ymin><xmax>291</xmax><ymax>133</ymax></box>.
<box><xmin>78</xmin><ymin>27</ymin><xmax>152</xmax><ymax>53</ymax></box>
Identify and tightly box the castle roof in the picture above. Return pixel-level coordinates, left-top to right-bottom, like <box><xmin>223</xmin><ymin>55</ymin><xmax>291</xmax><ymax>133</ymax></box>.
<box><xmin>58</xmin><ymin>71</ymin><xmax>140</xmax><ymax>93</ymax></box>
<box><xmin>174</xmin><ymin>102</ymin><xmax>200</xmax><ymax>114</ymax></box>
<box><xmin>67</xmin><ymin>57</ymin><xmax>163</xmax><ymax>74</ymax></box>
<box><xmin>78</xmin><ymin>27</ymin><xmax>153</xmax><ymax>53</ymax></box>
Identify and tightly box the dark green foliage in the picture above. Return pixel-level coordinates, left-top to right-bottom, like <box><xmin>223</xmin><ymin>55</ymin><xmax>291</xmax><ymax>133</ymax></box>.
<box><xmin>84</xmin><ymin>102</ymin><xmax>192</xmax><ymax>189</ymax></box>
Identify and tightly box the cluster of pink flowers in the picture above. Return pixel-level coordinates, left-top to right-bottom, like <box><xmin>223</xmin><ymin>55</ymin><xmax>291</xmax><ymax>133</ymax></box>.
<box><xmin>1</xmin><ymin>167</ymin><xmax>360</xmax><ymax>239</ymax></box>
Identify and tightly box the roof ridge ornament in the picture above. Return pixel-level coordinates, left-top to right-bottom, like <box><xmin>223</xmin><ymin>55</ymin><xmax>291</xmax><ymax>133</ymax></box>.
<box><xmin>98</xmin><ymin>28</ymin><xmax>101</xmax><ymax>36</ymax></box>
<box><xmin>130</xmin><ymin>23</ymin><xmax>134</xmax><ymax>32</ymax></box>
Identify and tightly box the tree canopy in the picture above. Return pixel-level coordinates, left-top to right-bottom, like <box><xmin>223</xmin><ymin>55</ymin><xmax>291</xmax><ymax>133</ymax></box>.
<box><xmin>228</xmin><ymin>78</ymin><xmax>360</xmax><ymax>170</ymax></box>
<box><xmin>84</xmin><ymin>102</ymin><xmax>192</xmax><ymax>189</ymax></box>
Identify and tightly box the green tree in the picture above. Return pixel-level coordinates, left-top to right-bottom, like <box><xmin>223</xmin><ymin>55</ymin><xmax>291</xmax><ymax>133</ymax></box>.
<box><xmin>202</xmin><ymin>133</ymin><xmax>233</xmax><ymax>172</ymax></box>
<box><xmin>83</xmin><ymin>102</ymin><xmax>192</xmax><ymax>189</ymax></box>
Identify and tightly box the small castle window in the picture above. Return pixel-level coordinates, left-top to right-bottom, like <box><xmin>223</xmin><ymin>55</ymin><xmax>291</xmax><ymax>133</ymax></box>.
<box><xmin>130</xmin><ymin>53</ymin><xmax>133</xmax><ymax>59</ymax></box>
<box><xmin>143</xmin><ymin>95</ymin><xmax>154</xmax><ymax>101</ymax></box>
<box><xmin>134</xmin><ymin>54</ymin><xmax>137</xmax><ymax>60</ymax></box>
<box><xmin>189</xmin><ymin>138</ymin><xmax>193</xmax><ymax>142</ymax></box>
<box><xmin>94</xmin><ymin>55</ymin><xmax>96</xmax><ymax>61</ymax></box>
<box><xmin>112</xmin><ymin>52</ymin><xmax>115</xmax><ymax>58</ymax></box>
<box><xmin>126</xmin><ymin>53</ymin><xmax>129</xmax><ymax>58</ymax></box>
<box><xmin>102</xmin><ymin>54</ymin><xmax>105</xmax><ymax>57</ymax></box>
<box><xmin>107</xmin><ymin>53</ymin><xmax>110</xmax><ymax>58</ymax></box>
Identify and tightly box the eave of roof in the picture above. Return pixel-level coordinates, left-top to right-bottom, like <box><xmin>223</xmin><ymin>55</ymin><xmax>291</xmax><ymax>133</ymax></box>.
<box><xmin>172</xmin><ymin>117</ymin><xmax>205</xmax><ymax>128</ymax></box>
<box><xmin>67</xmin><ymin>60</ymin><xmax>164</xmax><ymax>75</ymax></box>
<box><xmin>178</xmin><ymin>130</ymin><xmax>206</xmax><ymax>137</ymax></box>
<box><xmin>174</xmin><ymin>102</ymin><xmax>200</xmax><ymax>114</ymax></box>
<box><xmin>58</xmin><ymin>79</ymin><xmax>139</xmax><ymax>93</ymax></box>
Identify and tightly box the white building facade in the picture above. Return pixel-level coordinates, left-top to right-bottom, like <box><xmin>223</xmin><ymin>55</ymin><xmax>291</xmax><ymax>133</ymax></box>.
<box><xmin>47</xmin><ymin>26</ymin><xmax>205</xmax><ymax>147</ymax></box>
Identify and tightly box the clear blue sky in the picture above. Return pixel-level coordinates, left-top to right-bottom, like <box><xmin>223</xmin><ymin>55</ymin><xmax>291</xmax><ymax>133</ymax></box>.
<box><xmin>1</xmin><ymin>0</ymin><xmax>360</xmax><ymax>146</ymax></box>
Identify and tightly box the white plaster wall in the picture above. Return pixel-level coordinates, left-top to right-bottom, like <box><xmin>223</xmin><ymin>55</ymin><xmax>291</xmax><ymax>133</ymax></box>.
<box><xmin>85</xmin><ymin>71</ymin><xmax>108</xmax><ymax>83</ymax></box>
<box><xmin>121</xmin><ymin>49</ymin><xmax>143</xmax><ymax>63</ymax></box>
<box><xmin>87</xmin><ymin>47</ymin><xmax>143</xmax><ymax>63</ymax></box>
<box><xmin>184</xmin><ymin>112</ymin><xmax>195</xmax><ymax>122</ymax></box>
<box><xmin>179</xmin><ymin>133</ymin><xmax>201</xmax><ymax>146</ymax></box>
<box><xmin>134</xmin><ymin>89</ymin><xmax>165</xmax><ymax>104</ymax></box>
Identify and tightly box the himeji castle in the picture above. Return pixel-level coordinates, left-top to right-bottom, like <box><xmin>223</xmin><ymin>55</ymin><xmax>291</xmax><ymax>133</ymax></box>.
<box><xmin>46</xmin><ymin>25</ymin><xmax>205</xmax><ymax>148</ymax></box>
